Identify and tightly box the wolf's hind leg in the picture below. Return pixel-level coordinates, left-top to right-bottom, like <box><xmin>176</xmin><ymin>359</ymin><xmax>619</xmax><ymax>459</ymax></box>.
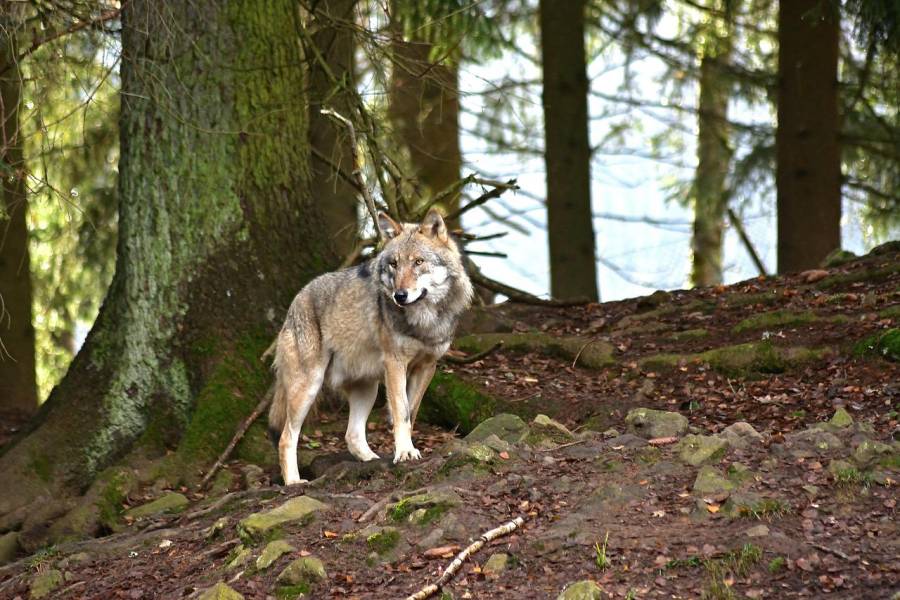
<box><xmin>279</xmin><ymin>361</ymin><xmax>326</xmax><ymax>485</ymax></box>
<box><xmin>344</xmin><ymin>381</ymin><xmax>380</xmax><ymax>461</ymax></box>
<box><xmin>407</xmin><ymin>359</ymin><xmax>437</xmax><ymax>427</ymax></box>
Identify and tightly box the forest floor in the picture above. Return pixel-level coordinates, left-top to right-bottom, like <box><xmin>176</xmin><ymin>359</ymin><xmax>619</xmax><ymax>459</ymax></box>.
<box><xmin>0</xmin><ymin>244</ymin><xmax>898</xmax><ymax>600</ymax></box>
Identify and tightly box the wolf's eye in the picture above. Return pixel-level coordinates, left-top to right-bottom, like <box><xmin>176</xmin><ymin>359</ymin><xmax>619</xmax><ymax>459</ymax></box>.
<box><xmin>414</xmin><ymin>258</ymin><xmax>424</xmax><ymax>266</ymax></box>
<box><xmin>389</xmin><ymin>259</ymin><xmax>398</xmax><ymax>268</ymax></box>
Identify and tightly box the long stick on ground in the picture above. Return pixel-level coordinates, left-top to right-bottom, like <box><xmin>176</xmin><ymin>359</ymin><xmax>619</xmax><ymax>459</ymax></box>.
<box><xmin>403</xmin><ymin>515</ymin><xmax>526</xmax><ymax>600</ymax></box>
<box><xmin>199</xmin><ymin>386</ymin><xmax>274</xmax><ymax>489</ymax></box>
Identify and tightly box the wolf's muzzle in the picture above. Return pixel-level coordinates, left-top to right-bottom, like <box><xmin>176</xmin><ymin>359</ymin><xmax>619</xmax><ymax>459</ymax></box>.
<box><xmin>393</xmin><ymin>289</ymin><xmax>427</xmax><ymax>306</ymax></box>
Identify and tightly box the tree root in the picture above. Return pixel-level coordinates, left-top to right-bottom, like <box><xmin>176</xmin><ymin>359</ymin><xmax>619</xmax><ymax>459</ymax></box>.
<box><xmin>403</xmin><ymin>515</ymin><xmax>526</xmax><ymax>600</ymax></box>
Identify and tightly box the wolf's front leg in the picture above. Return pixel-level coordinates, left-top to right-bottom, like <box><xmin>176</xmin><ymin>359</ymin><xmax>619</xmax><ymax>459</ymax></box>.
<box><xmin>345</xmin><ymin>381</ymin><xmax>380</xmax><ymax>461</ymax></box>
<box><xmin>384</xmin><ymin>357</ymin><xmax>421</xmax><ymax>463</ymax></box>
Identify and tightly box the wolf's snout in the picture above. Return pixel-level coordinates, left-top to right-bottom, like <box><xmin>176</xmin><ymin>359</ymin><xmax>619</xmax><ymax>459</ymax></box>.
<box><xmin>393</xmin><ymin>290</ymin><xmax>409</xmax><ymax>304</ymax></box>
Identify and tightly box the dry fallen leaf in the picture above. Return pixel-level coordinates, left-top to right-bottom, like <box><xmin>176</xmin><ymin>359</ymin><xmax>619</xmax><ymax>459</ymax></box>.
<box><xmin>499</xmin><ymin>451</ymin><xmax>510</xmax><ymax>460</ymax></box>
<box><xmin>706</xmin><ymin>504</ymin><xmax>720</xmax><ymax>513</ymax></box>
<box><xmin>424</xmin><ymin>545</ymin><xmax>461</xmax><ymax>558</ymax></box>
<box><xmin>323</xmin><ymin>530</ymin><xmax>339</xmax><ymax>538</ymax></box>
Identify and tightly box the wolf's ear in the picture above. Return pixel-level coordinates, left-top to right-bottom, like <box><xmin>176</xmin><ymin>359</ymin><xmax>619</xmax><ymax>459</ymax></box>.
<box><xmin>377</xmin><ymin>212</ymin><xmax>402</xmax><ymax>239</ymax></box>
<box><xmin>419</xmin><ymin>208</ymin><xmax>448</xmax><ymax>243</ymax></box>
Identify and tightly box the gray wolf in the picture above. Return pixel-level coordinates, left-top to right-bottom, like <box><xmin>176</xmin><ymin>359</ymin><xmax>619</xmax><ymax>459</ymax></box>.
<box><xmin>268</xmin><ymin>209</ymin><xmax>474</xmax><ymax>485</ymax></box>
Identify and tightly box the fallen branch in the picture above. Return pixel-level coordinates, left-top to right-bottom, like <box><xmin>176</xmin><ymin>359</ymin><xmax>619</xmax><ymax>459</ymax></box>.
<box><xmin>403</xmin><ymin>515</ymin><xmax>526</xmax><ymax>600</ymax></box>
<box><xmin>469</xmin><ymin>270</ymin><xmax>591</xmax><ymax>307</ymax></box>
<box><xmin>726</xmin><ymin>207</ymin><xmax>767</xmax><ymax>276</ymax></box>
<box><xmin>442</xmin><ymin>341</ymin><xmax>504</xmax><ymax>365</ymax></box>
<box><xmin>199</xmin><ymin>387</ymin><xmax>274</xmax><ymax>490</ymax></box>
<box><xmin>444</xmin><ymin>179</ymin><xmax>519</xmax><ymax>223</ymax></box>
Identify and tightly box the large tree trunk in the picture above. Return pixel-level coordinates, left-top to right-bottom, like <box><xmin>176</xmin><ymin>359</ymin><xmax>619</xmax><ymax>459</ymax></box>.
<box><xmin>776</xmin><ymin>0</ymin><xmax>841</xmax><ymax>273</ymax></box>
<box><xmin>0</xmin><ymin>8</ymin><xmax>38</xmax><ymax>417</ymax></box>
<box><xmin>388</xmin><ymin>19</ymin><xmax>463</xmax><ymax>226</ymax></box>
<box><xmin>0</xmin><ymin>0</ymin><xmax>330</xmax><ymax>522</ymax></box>
<box><xmin>307</xmin><ymin>0</ymin><xmax>360</xmax><ymax>258</ymax></box>
<box><xmin>691</xmin><ymin>21</ymin><xmax>733</xmax><ymax>287</ymax></box>
<box><xmin>539</xmin><ymin>0</ymin><xmax>599</xmax><ymax>301</ymax></box>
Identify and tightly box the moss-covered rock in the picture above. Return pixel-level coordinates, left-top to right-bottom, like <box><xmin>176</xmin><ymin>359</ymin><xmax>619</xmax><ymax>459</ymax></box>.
<box><xmin>640</xmin><ymin>341</ymin><xmax>828</xmax><ymax>376</ymax></box>
<box><xmin>419</xmin><ymin>371</ymin><xmax>499</xmax><ymax>435</ymax></box>
<box><xmin>440</xmin><ymin>441</ymin><xmax>497</xmax><ymax>474</ymax></box>
<box><xmin>29</xmin><ymin>569</ymin><xmax>64</xmax><ymax>599</ymax></box>
<box><xmin>821</xmin><ymin>249</ymin><xmax>857</xmax><ymax>268</ymax></box>
<box><xmin>226</xmin><ymin>544</ymin><xmax>253</xmax><ymax>570</ymax></box>
<box><xmin>625</xmin><ymin>408</ymin><xmax>688</xmax><ymax>439</ymax></box>
<box><xmin>528</xmin><ymin>414</ymin><xmax>576</xmax><ymax>446</ymax></box>
<box><xmin>482</xmin><ymin>552</ymin><xmax>510</xmax><ymax>577</ymax></box>
<box><xmin>720</xmin><ymin>422</ymin><xmax>763</xmax><ymax>450</ymax></box>
<box><xmin>466</xmin><ymin>414</ymin><xmax>529</xmax><ymax>444</ymax></box>
<box><xmin>829</xmin><ymin>408</ymin><xmax>854</xmax><ymax>428</ymax></box>
<box><xmin>238</xmin><ymin>496</ymin><xmax>329</xmax><ymax>543</ymax></box>
<box><xmin>669</xmin><ymin>328</ymin><xmax>709</xmax><ymax>341</ymax></box>
<box><xmin>677</xmin><ymin>435</ymin><xmax>728</xmax><ymax>466</ymax></box>
<box><xmin>256</xmin><ymin>539</ymin><xmax>296</xmax><ymax>570</ymax></box>
<box><xmin>125</xmin><ymin>492</ymin><xmax>189</xmax><ymax>519</ymax></box>
<box><xmin>733</xmin><ymin>310</ymin><xmax>818</xmax><ymax>334</ymax></box>
<box><xmin>0</xmin><ymin>531</ymin><xmax>19</xmax><ymax>566</ymax></box>
<box><xmin>853</xmin><ymin>329</ymin><xmax>899</xmax><ymax>362</ymax></box>
<box><xmin>557</xmin><ymin>580</ymin><xmax>603</xmax><ymax>600</ymax></box>
<box><xmin>388</xmin><ymin>491</ymin><xmax>461</xmax><ymax>525</ymax></box>
<box><xmin>693</xmin><ymin>466</ymin><xmax>736</xmax><ymax>495</ymax></box>
<box><xmin>455</xmin><ymin>332</ymin><xmax>615</xmax><ymax>369</ymax></box>
<box><xmin>277</xmin><ymin>556</ymin><xmax>327</xmax><ymax>585</ymax></box>
<box><xmin>198</xmin><ymin>582</ymin><xmax>244</xmax><ymax>600</ymax></box>
<box><xmin>852</xmin><ymin>439</ymin><xmax>893</xmax><ymax>468</ymax></box>
<box><xmin>366</xmin><ymin>528</ymin><xmax>401</xmax><ymax>554</ymax></box>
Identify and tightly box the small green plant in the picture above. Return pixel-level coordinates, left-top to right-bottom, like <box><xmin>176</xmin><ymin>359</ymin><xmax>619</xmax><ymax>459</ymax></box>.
<box><xmin>789</xmin><ymin>409</ymin><xmax>806</xmax><ymax>420</ymax></box>
<box><xmin>768</xmin><ymin>556</ymin><xmax>786</xmax><ymax>573</ymax></box>
<box><xmin>737</xmin><ymin>498</ymin><xmax>790</xmax><ymax>521</ymax></box>
<box><xmin>666</xmin><ymin>555</ymin><xmax>703</xmax><ymax>569</ymax></box>
<box><xmin>27</xmin><ymin>546</ymin><xmax>60</xmax><ymax>573</ymax></box>
<box><xmin>594</xmin><ymin>532</ymin><xmax>610</xmax><ymax>570</ymax></box>
<box><xmin>834</xmin><ymin>467</ymin><xmax>873</xmax><ymax>488</ymax></box>
<box><xmin>700</xmin><ymin>544</ymin><xmax>763</xmax><ymax>600</ymax></box>
<box><xmin>625</xmin><ymin>589</ymin><xmax>637</xmax><ymax>600</ymax></box>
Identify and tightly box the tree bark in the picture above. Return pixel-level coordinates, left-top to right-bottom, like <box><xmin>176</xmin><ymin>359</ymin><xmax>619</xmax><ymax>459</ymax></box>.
<box><xmin>0</xmin><ymin>0</ymin><xmax>329</xmax><ymax>519</ymax></box>
<box><xmin>539</xmin><ymin>0</ymin><xmax>599</xmax><ymax>301</ymax></box>
<box><xmin>307</xmin><ymin>0</ymin><xmax>360</xmax><ymax>257</ymax></box>
<box><xmin>0</xmin><ymin>8</ymin><xmax>38</xmax><ymax>417</ymax></box>
<box><xmin>691</xmin><ymin>21</ymin><xmax>733</xmax><ymax>287</ymax></box>
<box><xmin>388</xmin><ymin>15</ymin><xmax>462</xmax><ymax>226</ymax></box>
<box><xmin>776</xmin><ymin>0</ymin><xmax>841</xmax><ymax>273</ymax></box>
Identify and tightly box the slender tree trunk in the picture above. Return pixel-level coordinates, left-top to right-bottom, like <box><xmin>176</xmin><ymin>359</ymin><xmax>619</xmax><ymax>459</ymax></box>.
<box><xmin>0</xmin><ymin>0</ymin><xmax>328</xmax><ymax>522</ymax></box>
<box><xmin>539</xmin><ymin>0</ymin><xmax>599</xmax><ymax>301</ymax></box>
<box><xmin>691</xmin><ymin>23</ymin><xmax>733</xmax><ymax>287</ymax></box>
<box><xmin>776</xmin><ymin>0</ymin><xmax>841</xmax><ymax>273</ymax></box>
<box><xmin>388</xmin><ymin>18</ymin><xmax>462</xmax><ymax>226</ymax></box>
<box><xmin>307</xmin><ymin>0</ymin><xmax>359</xmax><ymax>258</ymax></box>
<box><xmin>0</xmin><ymin>8</ymin><xmax>37</xmax><ymax>416</ymax></box>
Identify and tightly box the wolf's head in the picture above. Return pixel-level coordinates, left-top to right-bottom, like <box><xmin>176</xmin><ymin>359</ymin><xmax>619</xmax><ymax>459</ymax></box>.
<box><xmin>376</xmin><ymin>209</ymin><xmax>470</xmax><ymax>309</ymax></box>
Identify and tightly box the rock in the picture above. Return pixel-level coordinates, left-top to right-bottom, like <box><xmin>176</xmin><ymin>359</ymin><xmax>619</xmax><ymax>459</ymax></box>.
<box><xmin>829</xmin><ymin>408</ymin><xmax>854</xmax><ymax>428</ymax></box>
<box><xmin>480</xmin><ymin>434</ymin><xmax>513</xmax><ymax>454</ymax></box>
<box><xmin>365</xmin><ymin>527</ymin><xmax>401</xmax><ymax>555</ymax></box>
<box><xmin>726</xmin><ymin>462</ymin><xmax>755</xmax><ymax>484</ymax></box>
<box><xmin>828</xmin><ymin>459</ymin><xmax>855</xmax><ymax>476</ymax></box>
<box><xmin>636</xmin><ymin>289</ymin><xmax>672</xmax><ymax>311</ymax></box>
<box><xmin>557</xmin><ymin>580</ymin><xmax>603</xmax><ymax>600</ymax></box>
<box><xmin>440</xmin><ymin>441</ymin><xmax>497</xmax><ymax>473</ymax></box>
<box><xmin>720</xmin><ymin>422</ymin><xmax>764</xmax><ymax>449</ymax></box>
<box><xmin>466</xmin><ymin>414</ymin><xmax>529</xmax><ymax>444</ymax></box>
<box><xmin>197</xmin><ymin>582</ymin><xmax>244</xmax><ymax>600</ymax></box>
<box><xmin>206</xmin><ymin>516</ymin><xmax>229</xmax><ymax>539</ymax></box>
<box><xmin>625</xmin><ymin>408</ymin><xmax>688</xmax><ymax>439</ymax></box>
<box><xmin>802</xmin><ymin>485</ymin><xmax>820</xmax><ymax>498</ymax></box>
<box><xmin>693</xmin><ymin>466</ymin><xmax>736</xmax><ymax>495</ymax></box>
<box><xmin>256</xmin><ymin>539</ymin><xmax>296</xmax><ymax>570</ymax></box>
<box><xmin>238</xmin><ymin>496</ymin><xmax>329</xmax><ymax>542</ymax></box>
<box><xmin>677</xmin><ymin>435</ymin><xmax>728</xmax><ymax>466</ymax></box>
<box><xmin>125</xmin><ymin>492</ymin><xmax>189</xmax><ymax>519</ymax></box>
<box><xmin>530</xmin><ymin>414</ymin><xmax>576</xmax><ymax>444</ymax></box>
<box><xmin>601</xmin><ymin>428</ymin><xmax>620</xmax><ymax>439</ymax></box>
<box><xmin>226</xmin><ymin>545</ymin><xmax>252</xmax><ymax>570</ymax></box>
<box><xmin>482</xmin><ymin>552</ymin><xmax>509</xmax><ymax>577</ymax></box>
<box><xmin>744</xmin><ymin>524</ymin><xmax>769</xmax><ymax>538</ymax></box>
<box><xmin>784</xmin><ymin>428</ymin><xmax>844</xmax><ymax>456</ymax></box>
<box><xmin>240</xmin><ymin>464</ymin><xmax>266</xmax><ymax>489</ymax></box>
<box><xmin>29</xmin><ymin>569</ymin><xmax>63</xmax><ymax>599</ymax></box>
<box><xmin>821</xmin><ymin>248</ymin><xmax>856</xmax><ymax>268</ymax></box>
<box><xmin>390</xmin><ymin>491</ymin><xmax>461</xmax><ymax>525</ymax></box>
<box><xmin>0</xmin><ymin>531</ymin><xmax>19</xmax><ymax>566</ymax></box>
<box><xmin>852</xmin><ymin>439</ymin><xmax>892</xmax><ymax>467</ymax></box>
<box><xmin>277</xmin><ymin>556</ymin><xmax>327</xmax><ymax>586</ymax></box>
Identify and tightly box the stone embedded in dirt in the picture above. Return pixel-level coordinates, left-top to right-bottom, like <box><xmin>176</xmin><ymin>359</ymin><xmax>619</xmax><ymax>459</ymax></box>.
<box><xmin>625</xmin><ymin>408</ymin><xmax>688</xmax><ymax>439</ymax></box>
<box><xmin>240</xmin><ymin>464</ymin><xmax>266</xmax><ymax>489</ymax></box>
<box><xmin>238</xmin><ymin>496</ymin><xmax>329</xmax><ymax>542</ymax></box>
<box><xmin>480</xmin><ymin>434</ymin><xmax>513</xmax><ymax>454</ymax></box>
<box><xmin>783</xmin><ymin>428</ymin><xmax>844</xmax><ymax>457</ymax></box>
<box><xmin>606</xmin><ymin>434</ymin><xmax>648</xmax><ymax>448</ymax></box>
<box><xmin>720</xmin><ymin>422</ymin><xmax>764</xmax><ymax>449</ymax></box>
<box><xmin>277</xmin><ymin>556</ymin><xmax>327</xmax><ymax>586</ymax></box>
<box><xmin>556</xmin><ymin>580</ymin><xmax>603</xmax><ymax>600</ymax></box>
<box><xmin>441</xmin><ymin>440</ymin><xmax>498</xmax><ymax>473</ymax></box>
<box><xmin>589</xmin><ymin>482</ymin><xmax>647</xmax><ymax>507</ymax></box>
<box><xmin>601</xmin><ymin>428</ymin><xmax>620</xmax><ymax>439</ymax></box>
<box><xmin>226</xmin><ymin>545</ymin><xmax>252</xmax><ymax>570</ymax></box>
<box><xmin>389</xmin><ymin>491</ymin><xmax>462</xmax><ymax>526</ymax></box>
<box><xmin>206</xmin><ymin>516</ymin><xmax>229</xmax><ymax>539</ymax></box>
<box><xmin>256</xmin><ymin>539</ymin><xmax>296</xmax><ymax>570</ymax></box>
<box><xmin>692</xmin><ymin>466</ymin><xmax>736</xmax><ymax>495</ymax></box>
<box><xmin>125</xmin><ymin>492</ymin><xmax>189</xmax><ymax>519</ymax></box>
<box><xmin>677</xmin><ymin>434</ymin><xmax>729</xmax><ymax>466</ymax></box>
<box><xmin>29</xmin><ymin>568</ymin><xmax>64</xmax><ymax>599</ymax></box>
<box><xmin>529</xmin><ymin>414</ymin><xmax>577</xmax><ymax>447</ymax></box>
<box><xmin>465</xmin><ymin>413</ymin><xmax>529</xmax><ymax>444</ymax></box>
<box><xmin>851</xmin><ymin>439</ymin><xmax>893</xmax><ymax>467</ymax></box>
<box><xmin>0</xmin><ymin>531</ymin><xmax>19</xmax><ymax>566</ymax></box>
<box><xmin>744</xmin><ymin>524</ymin><xmax>770</xmax><ymax>538</ymax></box>
<box><xmin>197</xmin><ymin>582</ymin><xmax>244</xmax><ymax>600</ymax></box>
<box><xmin>482</xmin><ymin>552</ymin><xmax>510</xmax><ymax>577</ymax></box>
<box><xmin>726</xmin><ymin>462</ymin><xmax>755</xmax><ymax>485</ymax></box>
<box><xmin>829</xmin><ymin>408</ymin><xmax>854</xmax><ymax>428</ymax></box>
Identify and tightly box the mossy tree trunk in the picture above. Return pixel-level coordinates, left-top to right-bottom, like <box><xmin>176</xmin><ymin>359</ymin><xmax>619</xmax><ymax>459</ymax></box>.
<box><xmin>691</xmin><ymin>11</ymin><xmax>733</xmax><ymax>287</ymax></box>
<box><xmin>539</xmin><ymin>0</ymin><xmax>599</xmax><ymax>301</ymax></box>
<box><xmin>0</xmin><ymin>7</ymin><xmax>38</xmax><ymax>417</ymax></box>
<box><xmin>0</xmin><ymin>0</ymin><xmax>332</xmax><ymax>520</ymax></box>
<box><xmin>776</xmin><ymin>0</ymin><xmax>841</xmax><ymax>273</ymax></box>
<box><xmin>307</xmin><ymin>0</ymin><xmax>360</xmax><ymax>257</ymax></box>
<box><xmin>388</xmin><ymin>11</ymin><xmax>463</xmax><ymax>227</ymax></box>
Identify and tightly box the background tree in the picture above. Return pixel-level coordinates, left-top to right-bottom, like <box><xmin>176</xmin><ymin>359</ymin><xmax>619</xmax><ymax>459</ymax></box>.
<box><xmin>776</xmin><ymin>0</ymin><xmax>841</xmax><ymax>273</ymax></box>
<box><xmin>0</xmin><ymin>5</ymin><xmax>37</xmax><ymax>417</ymax></box>
<box><xmin>540</xmin><ymin>0</ymin><xmax>599</xmax><ymax>301</ymax></box>
<box><xmin>0</xmin><ymin>0</ymin><xmax>330</xmax><ymax>527</ymax></box>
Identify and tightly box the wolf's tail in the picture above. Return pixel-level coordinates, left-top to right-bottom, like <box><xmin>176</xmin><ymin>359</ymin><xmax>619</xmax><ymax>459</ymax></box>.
<box><xmin>267</xmin><ymin>332</ymin><xmax>291</xmax><ymax>448</ymax></box>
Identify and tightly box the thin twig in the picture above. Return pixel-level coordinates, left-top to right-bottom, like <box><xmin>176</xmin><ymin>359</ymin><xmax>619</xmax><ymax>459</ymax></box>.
<box><xmin>444</xmin><ymin>179</ymin><xmax>519</xmax><ymax>223</ymax></box>
<box><xmin>403</xmin><ymin>515</ymin><xmax>526</xmax><ymax>600</ymax></box>
<box><xmin>571</xmin><ymin>338</ymin><xmax>602</xmax><ymax>368</ymax></box>
<box><xmin>442</xmin><ymin>342</ymin><xmax>504</xmax><ymax>365</ymax></box>
<box><xmin>199</xmin><ymin>387</ymin><xmax>274</xmax><ymax>490</ymax></box>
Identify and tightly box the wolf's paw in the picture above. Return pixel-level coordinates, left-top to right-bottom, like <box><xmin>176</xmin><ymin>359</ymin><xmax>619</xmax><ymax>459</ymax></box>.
<box><xmin>284</xmin><ymin>476</ymin><xmax>309</xmax><ymax>486</ymax></box>
<box><xmin>393</xmin><ymin>446</ymin><xmax>422</xmax><ymax>464</ymax></box>
<box><xmin>350</xmin><ymin>446</ymin><xmax>380</xmax><ymax>462</ymax></box>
